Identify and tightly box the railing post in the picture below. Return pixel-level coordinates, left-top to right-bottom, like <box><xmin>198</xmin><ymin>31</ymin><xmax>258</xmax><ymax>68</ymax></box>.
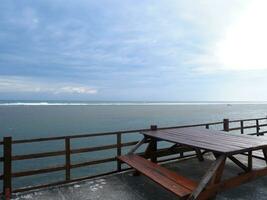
<box><xmin>256</xmin><ymin>119</ymin><xmax>260</xmax><ymax>136</ymax></box>
<box><xmin>240</xmin><ymin>120</ymin><xmax>244</xmax><ymax>134</ymax></box>
<box><xmin>150</xmin><ymin>125</ymin><xmax>157</xmax><ymax>163</ymax></box>
<box><xmin>223</xmin><ymin>119</ymin><xmax>229</xmax><ymax>132</ymax></box>
<box><xmin>65</xmin><ymin>137</ymin><xmax>71</xmax><ymax>181</ymax></box>
<box><xmin>117</xmin><ymin>133</ymin><xmax>122</xmax><ymax>171</ymax></box>
<box><xmin>3</xmin><ymin>137</ymin><xmax>12</xmax><ymax>199</ymax></box>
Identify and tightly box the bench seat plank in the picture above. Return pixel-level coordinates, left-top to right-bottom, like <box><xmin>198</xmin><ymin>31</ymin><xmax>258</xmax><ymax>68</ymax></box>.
<box><xmin>118</xmin><ymin>155</ymin><xmax>197</xmax><ymax>199</ymax></box>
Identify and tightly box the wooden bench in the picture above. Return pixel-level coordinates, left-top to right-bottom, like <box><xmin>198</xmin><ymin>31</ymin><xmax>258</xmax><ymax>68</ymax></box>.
<box><xmin>118</xmin><ymin>155</ymin><xmax>197</xmax><ymax>199</ymax></box>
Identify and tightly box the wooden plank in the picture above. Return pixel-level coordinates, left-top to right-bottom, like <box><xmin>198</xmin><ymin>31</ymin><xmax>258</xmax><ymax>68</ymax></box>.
<box><xmin>145</xmin><ymin>130</ymin><xmax>235</xmax><ymax>152</ymax></box>
<box><xmin>175</xmin><ymin>127</ymin><xmax>267</xmax><ymax>143</ymax></box>
<box><xmin>12</xmin><ymin>150</ymin><xmax>66</xmax><ymax>160</ymax></box>
<box><xmin>223</xmin><ymin>119</ymin><xmax>229</xmax><ymax>132</ymax></box>
<box><xmin>149</xmin><ymin>125</ymin><xmax>157</xmax><ymax>163</ymax></box>
<box><xmin>228</xmin><ymin>155</ymin><xmax>249</xmax><ymax>172</ymax></box>
<box><xmin>188</xmin><ymin>155</ymin><xmax>226</xmax><ymax>200</ymax></box>
<box><xmin>256</xmin><ymin>119</ymin><xmax>260</xmax><ymax>136</ymax></box>
<box><xmin>117</xmin><ymin>133</ymin><xmax>122</xmax><ymax>171</ymax></box>
<box><xmin>71</xmin><ymin>157</ymin><xmax>116</xmax><ymax>169</ymax></box>
<box><xmin>145</xmin><ymin>130</ymin><xmax>244</xmax><ymax>153</ymax></box>
<box><xmin>150</xmin><ymin>137</ymin><xmax>157</xmax><ymax>163</ymax></box>
<box><xmin>12</xmin><ymin>165</ymin><xmax>66</xmax><ymax>177</ymax></box>
<box><xmin>71</xmin><ymin>144</ymin><xmax>119</xmax><ymax>154</ymax></box>
<box><xmin>127</xmin><ymin>137</ymin><xmax>146</xmax><ymax>155</ymax></box>
<box><xmin>132</xmin><ymin>137</ymin><xmax>155</xmax><ymax>176</ymax></box>
<box><xmin>142</xmin><ymin>127</ymin><xmax>267</xmax><ymax>155</ymax></box>
<box><xmin>242</xmin><ymin>151</ymin><xmax>266</xmax><ymax>161</ymax></box>
<box><xmin>72</xmin><ymin>141</ymin><xmax>142</xmax><ymax>154</ymax></box>
<box><xmin>262</xmin><ymin>148</ymin><xmax>267</xmax><ymax>165</ymax></box>
<box><xmin>164</xmin><ymin>128</ymin><xmax>265</xmax><ymax>146</ymax></box>
<box><xmin>9</xmin><ymin>142</ymin><xmax>137</xmax><ymax>163</ymax></box>
<box><xmin>65</xmin><ymin>137</ymin><xmax>71</xmax><ymax>181</ymax></box>
<box><xmin>240</xmin><ymin>120</ymin><xmax>244</xmax><ymax>134</ymax></box>
<box><xmin>155</xmin><ymin>146</ymin><xmax>194</xmax><ymax>158</ymax></box>
<box><xmin>4</xmin><ymin>117</ymin><xmax>265</xmax><ymax>145</ymax></box>
<box><xmin>248</xmin><ymin>151</ymin><xmax>252</xmax><ymax>171</ymax></box>
<box><xmin>198</xmin><ymin>165</ymin><xmax>267</xmax><ymax>199</ymax></box>
<box><xmin>118</xmin><ymin>155</ymin><xmax>197</xmax><ymax>198</ymax></box>
<box><xmin>3</xmin><ymin>137</ymin><xmax>12</xmax><ymax>198</ymax></box>
<box><xmin>230</xmin><ymin>117</ymin><xmax>267</xmax><ymax>123</ymax></box>
<box><xmin>229</xmin><ymin>124</ymin><xmax>263</xmax><ymax>131</ymax></box>
<box><xmin>194</xmin><ymin>148</ymin><xmax>204</xmax><ymax>162</ymax></box>
<box><xmin>210</xmin><ymin>156</ymin><xmax>226</xmax><ymax>184</ymax></box>
<box><xmin>208</xmin><ymin>154</ymin><xmax>226</xmax><ymax>199</ymax></box>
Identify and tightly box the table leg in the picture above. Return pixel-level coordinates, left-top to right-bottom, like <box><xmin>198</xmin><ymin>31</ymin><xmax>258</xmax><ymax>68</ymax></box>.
<box><xmin>248</xmin><ymin>151</ymin><xmax>252</xmax><ymax>171</ymax></box>
<box><xmin>262</xmin><ymin>148</ymin><xmax>267</xmax><ymax>165</ymax></box>
<box><xmin>188</xmin><ymin>155</ymin><xmax>226</xmax><ymax>200</ymax></box>
<box><xmin>195</xmin><ymin>148</ymin><xmax>204</xmax><ymax>162</ymax></box>
<box><xmin>132</xmin><ymin>136</ymin><xmax>157</xmax><ymax>176</ymax></box>
<box><xmin>127</xmin><ymin>137</ymin><xmax>146</xmax><ymax>155</ymax></box>
<box><xmin>228</xmin><ymin>155</ymin><xmax>250</xmax><ymax>172</ymax></box>
<box><xmin>150</xmin><ymin>137</ymin><xmax>157</xmax><ymax>163</ymax></box>
<box><xmin>144</xmin><ymin>137</ymin><xmax>157</xmax><ymax>162</ymax></box>
<box><xmin>207</xmin><ymin>155</ymin><xmax>226</xmax><ymax>199</ymax></box>
<box><xmin>127</xmin><ymin>136</ymin><xmax>147</xmax><ymax>176</ymax></box>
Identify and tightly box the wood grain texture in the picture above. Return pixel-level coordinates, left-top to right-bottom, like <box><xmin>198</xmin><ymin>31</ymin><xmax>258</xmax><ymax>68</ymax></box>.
<box><xmin>142</xmin><ymin>127</ymin><xmax>267</xmax><ymax>155</ymax></box>
<box><xmin>118</xmin><ymin>155</ymin><xmax>197</xmax><ymax>199</ymax></box>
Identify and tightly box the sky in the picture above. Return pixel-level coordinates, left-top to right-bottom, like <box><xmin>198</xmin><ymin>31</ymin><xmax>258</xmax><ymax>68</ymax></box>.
<box><xmin>1</xmin><ymin>0</ymin><xmax>267</xmax><ymax>101</ymax></box>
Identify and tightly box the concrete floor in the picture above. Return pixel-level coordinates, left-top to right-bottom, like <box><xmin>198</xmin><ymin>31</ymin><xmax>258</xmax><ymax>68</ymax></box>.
<box><xmin>11</xmin><ymin>154</ymin><xmax>267</xmax><ymax>200</ymax></box>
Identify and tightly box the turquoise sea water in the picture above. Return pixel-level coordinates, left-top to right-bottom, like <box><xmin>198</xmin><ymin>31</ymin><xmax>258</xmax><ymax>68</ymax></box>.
<box><xmin>1</xmin><ymin>101</ymin><xmax>267</xmax><ymax>190</ymax></box>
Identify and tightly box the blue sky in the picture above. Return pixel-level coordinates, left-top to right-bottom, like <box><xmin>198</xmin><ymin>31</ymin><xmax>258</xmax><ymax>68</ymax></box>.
<box><xmin>1</xmin><ymin>0</ymin><xmax>267</xmax><ymax>101</ymax></box>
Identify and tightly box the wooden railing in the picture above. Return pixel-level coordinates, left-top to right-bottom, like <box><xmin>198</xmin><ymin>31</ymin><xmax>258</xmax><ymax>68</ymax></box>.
<box><xmin>1</xmin><ymin>116</ymin><xmax>267</xmax><ymax>198</ymax></box>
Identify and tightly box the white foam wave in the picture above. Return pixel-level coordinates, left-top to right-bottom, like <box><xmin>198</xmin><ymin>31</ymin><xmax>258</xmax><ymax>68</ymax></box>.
<box><xmin>1</xmin><ymin>101</ymin><xmax>267</xmax><ymax>106</ymax></box>
<box><xmin>0</xmin><ymin>102</ymin><xmax>89</xmax><ymax>106</ymax></box>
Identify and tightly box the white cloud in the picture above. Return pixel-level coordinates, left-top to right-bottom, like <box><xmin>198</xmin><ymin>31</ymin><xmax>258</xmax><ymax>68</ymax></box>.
<box><xmin>216</xmin><ymin>1</ymin><xmax>267</xmax><ymax>70</ymax></box>
<box><xmin>0</xmin><ymin>76</ymin><xmax>97</xmax><ymax>95</ymax></box>
<box><xmin>58</xmin><ymin>86</ymin><xmax>97</xmax><ymax>94</ymax></box>
<box><xmin>194</xmin><ymin>0</ymin><xmax>267</xmax><ymax>72</ymax></box>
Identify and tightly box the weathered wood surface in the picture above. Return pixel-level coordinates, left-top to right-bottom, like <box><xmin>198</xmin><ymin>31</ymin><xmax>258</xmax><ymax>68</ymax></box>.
<box><xmin>141</xmin><ymin>127</ymin><xmax>267</xmax><ymax>155</ymax></box>
<box><xmin>188</xmin><ymin>155</ymin><xmax>226</xmax><ymax>200</ymax></box>
<box><xmin>197</xmin><ymin>165</ymin><xmax>267</xmax><ymax>199</ymax></box>
<box><xmin>118</xmin><ymin>155</ymin><xmax>197</xmax><ymax>199</ymax></box>
<box><xmin>3</xmin><ymin>137</ymin><xmax>12</xmax><ymax>198</ymax></box>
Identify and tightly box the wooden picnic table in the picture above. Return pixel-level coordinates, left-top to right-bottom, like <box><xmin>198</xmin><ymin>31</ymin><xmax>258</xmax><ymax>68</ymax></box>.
<box><xmin>118</xmin><ymin>126</ymin><xmax>267</xmax><ymax>200</ymax></box>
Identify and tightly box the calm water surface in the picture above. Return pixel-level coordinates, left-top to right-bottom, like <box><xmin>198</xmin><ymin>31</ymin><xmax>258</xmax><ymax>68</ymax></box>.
<box><xmin>0</xmin><ymin>103</ymin><xmax>267</xmax><ymax>190</ymax></box>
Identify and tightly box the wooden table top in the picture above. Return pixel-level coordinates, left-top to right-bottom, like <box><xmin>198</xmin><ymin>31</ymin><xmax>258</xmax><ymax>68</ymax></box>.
<box><xmin>141</xmin><ymin>127</ymin><xmax>267</xmax><ymax>155</ymax></box>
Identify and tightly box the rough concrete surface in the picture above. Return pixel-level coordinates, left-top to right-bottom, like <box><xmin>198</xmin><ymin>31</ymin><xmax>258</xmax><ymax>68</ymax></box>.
<box><xmin>11</xmin><ymin>154</ymin><xmax>267</xmax><ymax>200</ymax></box>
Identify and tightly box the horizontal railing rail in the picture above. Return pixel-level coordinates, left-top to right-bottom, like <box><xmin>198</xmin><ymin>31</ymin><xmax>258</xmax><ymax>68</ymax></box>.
<box><xmin>1</xmin><ymin>116</ymin><xmax>267</xmax><ymax>198</ymax></box>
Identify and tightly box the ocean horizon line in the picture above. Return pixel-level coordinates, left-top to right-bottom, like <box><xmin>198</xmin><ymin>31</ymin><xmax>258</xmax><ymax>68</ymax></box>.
<box><xmin>1</xmin><ymin>100</ymin><xmax>267</xmax><ymax>106</ymax></box>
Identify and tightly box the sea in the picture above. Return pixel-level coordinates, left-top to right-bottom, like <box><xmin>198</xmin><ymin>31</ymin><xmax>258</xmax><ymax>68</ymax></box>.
<box><xmin>1</xmin><ymin>100</ymin><xmax>267</xmax><ymax>190</ymax></box>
